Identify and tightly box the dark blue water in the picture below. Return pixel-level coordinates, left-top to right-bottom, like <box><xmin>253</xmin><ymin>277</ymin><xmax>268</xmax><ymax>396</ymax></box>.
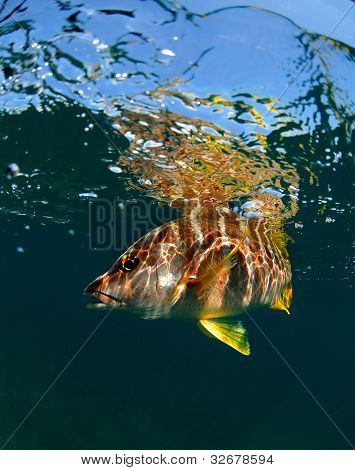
<box><xmin>0</xmin><ymin>0</ymin><xmax>354</xmax><ymax>449</ymax></box>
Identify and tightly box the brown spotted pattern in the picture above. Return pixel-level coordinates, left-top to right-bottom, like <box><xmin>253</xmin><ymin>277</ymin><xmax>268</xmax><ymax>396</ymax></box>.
<box><xmin>85</xmin><ymin>206</ymin><xmax>291</xmax><ymax>320</ymax></box>
<box><xmin>85</xmin><ymin>98</ymin><xmax>296</xmax><ymax>321</ymax></box>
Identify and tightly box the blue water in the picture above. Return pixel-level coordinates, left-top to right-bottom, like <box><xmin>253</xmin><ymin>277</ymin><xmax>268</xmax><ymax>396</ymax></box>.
<box><xmin>0</xmin><ymin>0</ymin><xmax>354</xmax><ymax>449</ymax></box>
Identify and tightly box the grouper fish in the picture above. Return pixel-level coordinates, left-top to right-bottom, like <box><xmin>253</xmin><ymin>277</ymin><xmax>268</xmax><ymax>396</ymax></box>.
<box><xmin>84</xmin><ymin>100</ymin><xmax>298</xmax><ymax>355</ymax></box>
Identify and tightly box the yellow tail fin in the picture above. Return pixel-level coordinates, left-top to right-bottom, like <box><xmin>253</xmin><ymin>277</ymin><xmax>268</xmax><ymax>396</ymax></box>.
<box><xmin>270</xmin><ymin>284</ymin><xmax>292</xmax><ymax>315</ymax></box>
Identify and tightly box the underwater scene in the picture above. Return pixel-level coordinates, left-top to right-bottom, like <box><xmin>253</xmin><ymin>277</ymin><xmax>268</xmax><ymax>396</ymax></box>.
<box><xmin>0</xmin><ymin>0</ymin><xmax>354</xmax><ymax>449</ymax></box>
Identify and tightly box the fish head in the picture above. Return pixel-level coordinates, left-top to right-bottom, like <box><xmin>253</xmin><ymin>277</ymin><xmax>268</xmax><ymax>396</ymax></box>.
<box><xmin>84</xmin><ymin>222</ymin><xmax>189</xmax><ymax>311</ymax></box>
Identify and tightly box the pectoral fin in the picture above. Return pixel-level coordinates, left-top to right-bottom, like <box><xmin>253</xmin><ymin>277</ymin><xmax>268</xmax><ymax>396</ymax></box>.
<box><xmin>190</xmin><ymin>226</ymin><xmax>248</xmax><ymax>298</ymax></box>
<box><xmin>198</xmin><ymin>318</ymin><xmax>250</xmax><ymax>355</ymax></box>
<box><xmin>270</xmin><ymin>284</ymin><xmax>292</xmax><ymax>315</ymax></box>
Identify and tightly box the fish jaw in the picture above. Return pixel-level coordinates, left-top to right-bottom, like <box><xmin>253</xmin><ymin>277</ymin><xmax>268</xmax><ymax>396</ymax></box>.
<box><xmin>83</xmin><ymin>274</ymin><xmax>124</xmax><ymax>307</ymax></box>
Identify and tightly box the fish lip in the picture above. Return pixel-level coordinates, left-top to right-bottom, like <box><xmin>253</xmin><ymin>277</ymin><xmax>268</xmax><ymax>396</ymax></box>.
<box><xmin>83</xmin><ymin>289</ymin><xmax>124</xmax><ymax>306</ymax></box>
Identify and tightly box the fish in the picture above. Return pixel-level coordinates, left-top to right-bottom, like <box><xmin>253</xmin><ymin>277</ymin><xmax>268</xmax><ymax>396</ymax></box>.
<box><xmin>84</xmin><ymin>204</ymin><xmax>292</xmax><ymax>355</ymax></box>
<box><xmin>85</xmin><ymin>93</ymin><xmax>297</xmax><ymax>355</ymax></box>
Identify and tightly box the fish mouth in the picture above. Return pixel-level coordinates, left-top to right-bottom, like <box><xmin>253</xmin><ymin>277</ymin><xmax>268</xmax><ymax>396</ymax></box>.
<box><xmin>94</xmin><ymin>290</ymin><xmax>123</xmax><ymax>305</ymax></box>
<box><xmin>83</xmin><ymin>282</ymin><xmax>124</xmax><ymax>307</ymax></box>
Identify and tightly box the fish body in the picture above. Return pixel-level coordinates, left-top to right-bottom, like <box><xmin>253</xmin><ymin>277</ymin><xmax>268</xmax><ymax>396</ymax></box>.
<box><xmin>85</xmin><ymin>101</ymin><xmax>297</xmax><ymax>354</ymax></box>
<box><xmin>85</xmin><ymin>205</ymin><xmax>292</xmax><ymax>353</ymax></box>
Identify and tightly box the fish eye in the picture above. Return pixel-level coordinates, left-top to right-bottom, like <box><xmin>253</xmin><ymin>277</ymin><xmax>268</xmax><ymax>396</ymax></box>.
<box><xmin>118</xmin><ymin>254</ymin><xmax>140</xmax><ymax>273</ymax></box>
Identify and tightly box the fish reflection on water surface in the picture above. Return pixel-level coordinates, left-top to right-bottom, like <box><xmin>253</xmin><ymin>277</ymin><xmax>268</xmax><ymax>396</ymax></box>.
<box><xmin>85</xmin><ymin>107</ymin><xmax>296</xmax><ymax>355</ymax></box>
